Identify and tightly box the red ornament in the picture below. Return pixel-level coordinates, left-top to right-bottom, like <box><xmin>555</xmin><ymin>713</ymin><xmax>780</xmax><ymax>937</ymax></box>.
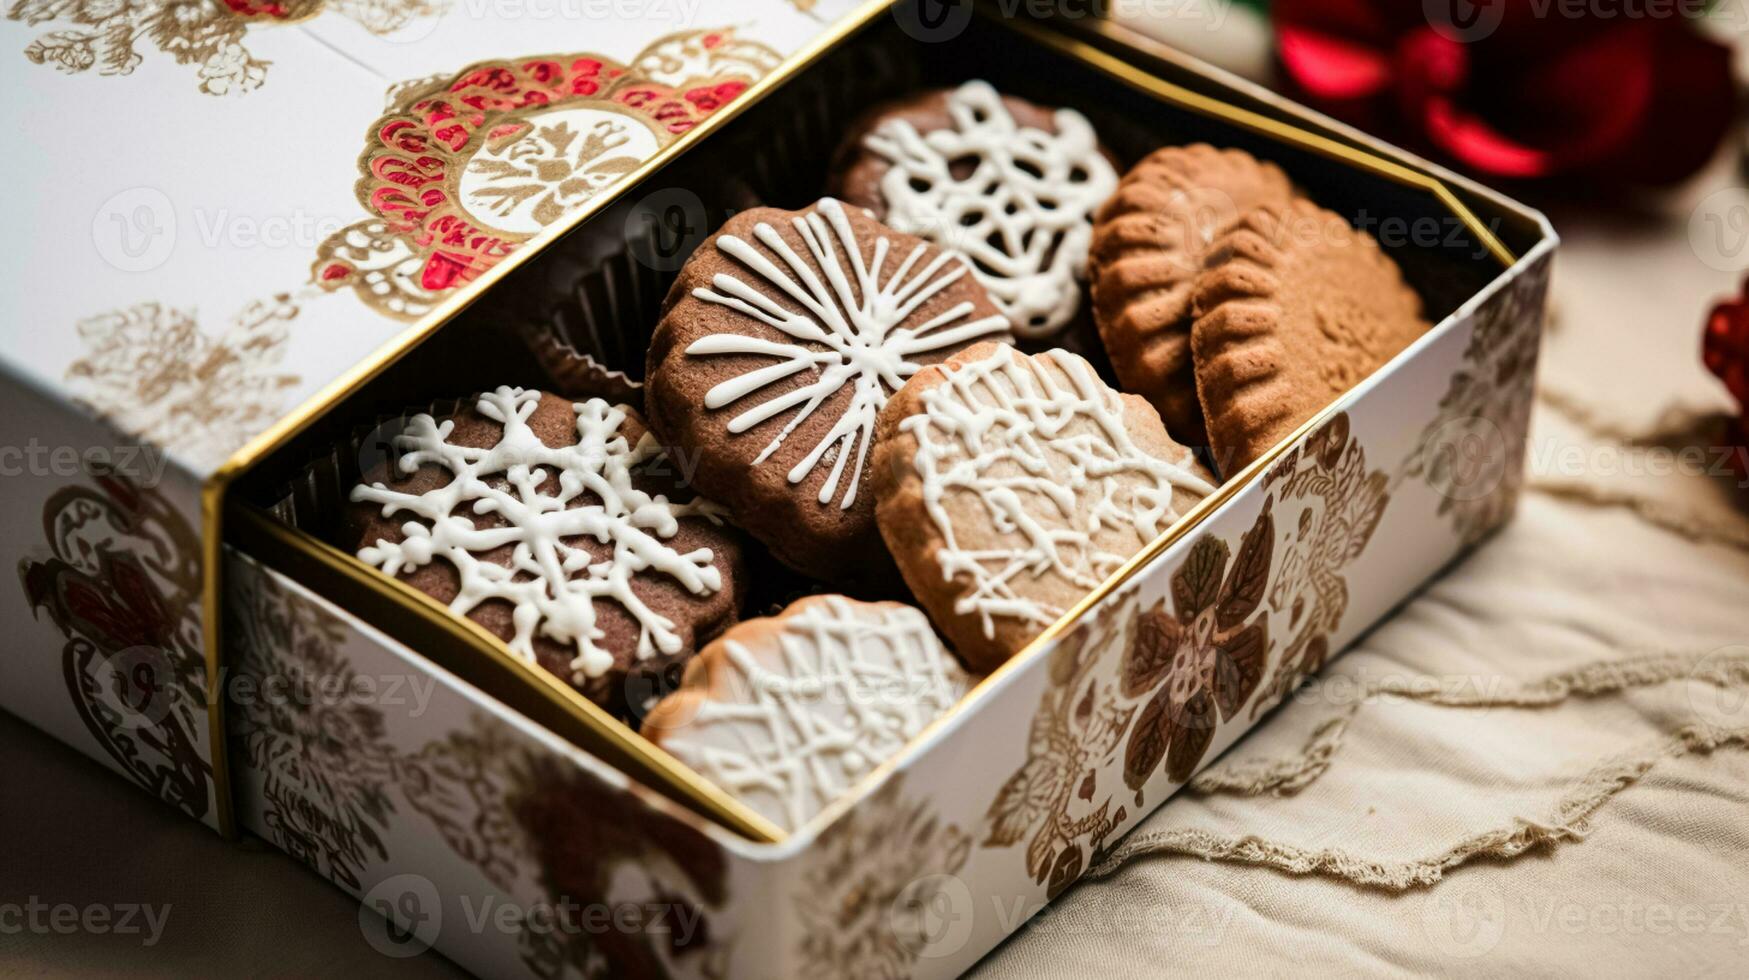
<box><xmin>1705</xmin><ymin>278</ymin><xmax>1749</xmax><ymax>466</ymax></box>
<box><xmin>1272</xmin><ymin>0</ymin><xmax>1734</xmax><ymax>186</ymax></box>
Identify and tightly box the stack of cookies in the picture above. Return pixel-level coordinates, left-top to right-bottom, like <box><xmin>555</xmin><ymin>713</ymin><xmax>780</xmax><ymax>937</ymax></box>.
<box><xmin>345</xmin><ymin>80</ymin><xmax>1429</xmax><ymax>832</ymax></box>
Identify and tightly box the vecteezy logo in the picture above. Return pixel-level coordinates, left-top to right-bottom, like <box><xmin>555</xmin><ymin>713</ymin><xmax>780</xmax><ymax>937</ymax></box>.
<box><xmin>359</xmin><ymin>874</ymin><xmax>442</xmax><ymax>959</ymax></box>
<box><xmin>1690</xmin><ymin>187</ymin><xmax>1749</xmax><ymax>273</ymax></box>
<box><xmin>890</xmin><ymin>872</ymin><xmax>975</xmax><ymax>961</ymax></box>
<box><xmin>626</xmin><ymin>188</ymin><xmax>710</xmax><ymax>273</ymax></box>
<box><xmin>92</xmin><ymin>188</ymin><xmax>177</xmax><ymax>273</ymax></box>
<box><xmin>1423</xmin><ymin>0</ymin><xmax>1506</xmax><ymax>43</ymax></box>
<box><xmin>893</xmin><ymin>0</ymin><xmax>973</xmax><ymax>43</ymax></box>
<box><xmin>1420</xmin><ymin>883</ymin><xmax>1506</xmax><ymax>959</ymax></box>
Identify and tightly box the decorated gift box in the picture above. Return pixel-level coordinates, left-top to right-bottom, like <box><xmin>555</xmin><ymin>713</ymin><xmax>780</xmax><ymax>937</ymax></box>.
<box><xmin>3</xmin><ymin>1</ymin><xmax>1555</xmax><ymax>976</ymax></box>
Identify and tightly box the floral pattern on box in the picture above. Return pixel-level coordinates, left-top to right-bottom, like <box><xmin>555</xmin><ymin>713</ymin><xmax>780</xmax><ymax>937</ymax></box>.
<box><xmin>313</xmin><ymin>29</ymin><xmax>781</xmax><ymax>318</ymax></box>
<box><xmin>18</xmin><ymin>476</ymin><xmax>214</xmax><ymax>822</ymax></box>
<box><xmin>7</xmin><ymin>0</ymin><xmax>448</xmax><ymax>96</ymax></box>
<box><xmin>983</xmin><ymin>600</ymin><xmax>1139</xmax><ymax>901</ymax></box>
<box><xmin>225</xmin><ymin>553</ymin><xmax>731</xmax><ymax>979</ymax></box>
<box><xmin>1402</xmin><ymin>256</ymin><xmax>1551</xmax><ymax>545</ymax></box>
<box><xmin>65</xmin><ymin>295</ymin><xmax>301</xmax><ymax>471</ymax></box>
<box><xmin>983</xmin><ymin>411</ymin><xmax>1392</xmax><ymax>900</ymax></box>
<box><xmin>796</xmin><ymin>773</ymin><xmax>971</xmax><ymax>979</ymax></box>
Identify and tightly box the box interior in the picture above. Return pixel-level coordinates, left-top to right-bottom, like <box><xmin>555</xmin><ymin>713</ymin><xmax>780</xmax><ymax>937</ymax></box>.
<box><xmin>228</xmin><ymin>10</ymin><xmax>1527</xmax><ymax>838</ymax></box>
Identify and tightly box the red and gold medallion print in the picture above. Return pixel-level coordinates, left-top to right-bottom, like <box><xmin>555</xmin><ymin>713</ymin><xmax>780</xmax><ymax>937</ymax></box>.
<box><xmin>314</xmin><ymin>29</ymin><xmax>781</xmax><ymax>318</ymax></box>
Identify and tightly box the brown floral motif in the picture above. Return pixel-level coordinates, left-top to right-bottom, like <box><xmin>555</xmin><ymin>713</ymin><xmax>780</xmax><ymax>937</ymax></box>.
<box><xmin>19</xmin><ymin>476</ymin><xmax>213</xmax><ymax>821</ymax></box>
<box><xmin>1252</xmin><ymin>412</ymin><xmax>1390</xmax><ymax>715</ymax></box>
<box><xmin>983</xmin><ymin>596</ymin><xmax>1138</xmax><ymax>901</ymax></box>
<box><xmin>1121</xmin><ymin>504</ymin><xmax>1272</xmax><ymax>792</ymax></box>
<box><xmin>228</xmin><ymin>557</ymin><xmax>393</xmax><ymax>891</ymax></box>
<box><xmin>226</xmin><ymin>554</ymin><xmax>728</xmax><ymax>978</ymax></box>
<box><xmin>798</xmin><ymin>773</ymin><xmax>972</xmax><ymax>978</ymax></box>
<box><xmin>510</xmin><ymin>752</ymin><xmax>729</xmax><ymax>980</ymax></box>
<box><xmin>314</xmin><ymin>29</ymin><xmax>781</xmax><ymax>318</ymax></box>
<box><xmin>7</xmin><ymin>0</ymin><xmax>446</xmax><ymax>96</ymax></box>
<box><xmin>67</xmin><ymin>295</ymin><xmax>301</xmax><ymax>471</ymax></box>
<box><xmin>1402</xmin><ymin>256</ymin><xmax>1550</xmax><ymax>545</ymax></box>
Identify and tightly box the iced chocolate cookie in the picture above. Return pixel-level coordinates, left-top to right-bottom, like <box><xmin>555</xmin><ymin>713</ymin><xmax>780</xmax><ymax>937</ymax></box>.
<box><xmin>1191</xmin><ymin>198</ymin><xmax>1429</xmax><ymax>474</ymax></box>
<box><xmin>872</xmin><ymin>343</ymin><xmax>1217</xmax><ymax>672</ymax></box>
<box><xmin>347</xmin><ymin>387</ymin><xmax>744</xmax><ymax>717</ymax></box>
<box><xmin>645</xmin><ymin>197</ymin><xmax>1013</xmax><ymax>586</ymax></box>
<box><xmin>641</xmin><ymin>594</ymin><xmax>972</xmax><ymax>832</ymax></box>
<box><xmin>1089</xmin><ymin>145</ymin><xmax>1295</xmax><ymax>446</ymax></box>
<box><xmin>830</xmin><ymin>81</ymin><xmax>1118</xmax><ymax>340</ymax></box>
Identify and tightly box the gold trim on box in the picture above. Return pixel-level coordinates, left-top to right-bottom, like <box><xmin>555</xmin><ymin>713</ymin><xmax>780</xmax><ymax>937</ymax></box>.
<box><xmin>199</xmin><ymin>0</ymin><xmax>1521</xmax><ymax>844</ymax></box>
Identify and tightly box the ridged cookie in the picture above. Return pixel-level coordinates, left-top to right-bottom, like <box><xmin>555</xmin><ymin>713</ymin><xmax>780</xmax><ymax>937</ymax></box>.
<box><xmin>1089</xmin><ymin>145</ymin><xmax>1294</xmax><ymax>446</ymax></box>
<box><xmin>1191</xmin><ymin>198</ymin><xmax>1429</xmax><ymax>475</ymax></box>
<box><xmin>873</xmin><ymin>342</ymin><xmax>1218</xmax><ymax>672</ymax></box>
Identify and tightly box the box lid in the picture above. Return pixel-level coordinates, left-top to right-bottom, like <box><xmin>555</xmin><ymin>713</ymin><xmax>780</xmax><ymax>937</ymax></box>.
<box><xmin>2</xmin><ymin>0</ymin><xmax>883</xmax><ymax>477</ymax></box>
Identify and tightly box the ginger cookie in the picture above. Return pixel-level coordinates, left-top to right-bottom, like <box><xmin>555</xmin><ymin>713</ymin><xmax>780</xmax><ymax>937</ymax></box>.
<box><xmin>641</xmin><ymin>594</ymin><xmax>971</xmax><ymax>832</ymax></box>
<box><xmin>829</xmin><ymin>81</ymin><xmax>1118</xmax><ymax>341</ymax></box>
<box><xmin>872</xmin><ymin>342</ymin><xmax>1217</xmax><ymax>672</ymax></box>
<box><xmin>645</xmin><ymin>197</ymin><xmax>1013</xmax><ymax>586</ymax></box>
<box><xmin>346</xmin><ymin>387</ymin><xmax>744</xmax><ymax>717</ymax></box>
<box><xmin>1191</xmin><ymin>198</ymin><xmax>1430</xmax><ymax>474</ymax></box>
<box><xmin>1089</xmin><ymin>144</ymin><xmax>1295</xmax><ymax>446</ymax></box>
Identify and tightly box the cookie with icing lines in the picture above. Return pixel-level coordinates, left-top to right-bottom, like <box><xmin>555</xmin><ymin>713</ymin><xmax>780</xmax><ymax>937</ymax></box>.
<box><xmin>829</xmin><ymin>80</ymin><xmax>1119</xmax><ymax>341</ymax></box>
<box><xmin>872</xmin><ymin>343</ymin><xmax>1218</xmax><ymax>672</ymax></box>
<box><xmin>640</xmin><ymin>594</ymin><xmax>972</xmax><ymax>832</ymax></box>
<box><xmin>645</xmin><ymin>197</ymin><xmax>1013</xmax><ymax>586</ymax></box>
<box><xmin>346</xmin><ymin>387</ymin><xmax>744</xmax><ymax>717</ymax></box>
<box><xmin>1191</xmin><ymin>198</ymin><xmax>1429</xmax><ymax>475</ymax></box>
<box><xmin>1088</xmin><ymin>144</ymin><xmax>1295</xmax><ymax>447</ymax></box>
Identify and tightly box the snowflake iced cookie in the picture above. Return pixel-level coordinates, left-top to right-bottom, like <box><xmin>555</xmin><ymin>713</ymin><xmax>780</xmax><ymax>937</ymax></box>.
<box><xmin>830</xmin><ymin>81</ymin><xmax>1118</xmax><ymax>340</ymax></box>
<box><xmin>346</xmin><ymin>388</ymin><xmax>744</xmax><ymax>716</ymax></box>
<box><xmin>1088</xmin><ymin>145</ymin><xmax>1295</xmax><ymax>447</ymax></box>
<box><xmin>640</xmin><ymin>594</ymin><xmax>971</xmax><ymax>832</ymax></box>
<box><xmin>872</xmin><ymin>343</ymin><xmax>1218</xmax><ymax>672</ymax></box>
<box><xmin>645</xmin><ymin>197</ymin><xmax>1013</xmax><ymax>586</ymax></box>
<box><xmin>1191</xmin><ymin>198</ymin><xmax>1428</xmax><ymax>474</ymax></box>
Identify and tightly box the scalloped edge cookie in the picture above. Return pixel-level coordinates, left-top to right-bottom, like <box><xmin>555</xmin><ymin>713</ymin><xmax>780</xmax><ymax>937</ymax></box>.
<box><xmin>1190</xmin><ymin>198</ymin><xmax>1430</xmax><ymax>475</ymax></box>
<box><xmin>1088</xmin><ymin>144</ymin><xmax>1295</xmax><ymax>447</ymax></box>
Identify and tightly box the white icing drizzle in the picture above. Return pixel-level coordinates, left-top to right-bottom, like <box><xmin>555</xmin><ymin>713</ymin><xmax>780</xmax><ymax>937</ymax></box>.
<box><xmin>902</xmin><ymin>346</ymin><xmax>1216</xmax><ymax>636</ymax></box>
<box><xmin>686</xmin><ymin>196</ymin><xmax>1012</xmax><ymax>510</ymax></box>
<box><xmin>350</xmin><ymin>387</ymin><xmax>726</xmax><ymax>682</ymax></box>
<box><xmin>669</xmin><ymin>596</ymin><xmax>970</xmax><ymax>831</ymax></box>
<box><xmin>863</xmin><ymin>80</ymin><xmax>1118</xmax><ymax>340</ymax></box>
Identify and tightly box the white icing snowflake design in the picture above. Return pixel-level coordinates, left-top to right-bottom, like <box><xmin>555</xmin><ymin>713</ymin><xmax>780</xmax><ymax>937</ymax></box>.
<box><xmin>687</xmin><ymin>197</ymin><xmax>1012</xmax><ymax>510</ymax></box>
<box><xmin>665</xmin><ymin>597</ymin><xmax>970</xmax><ymax>831</ymax></box>
<box><xmin>350</xmin><ymin>387</ymin><xmax>726</xmax><ymax>682</ymax></box>
<box><xmin>904</xmin><ymin>346</ymin><xmax>1216</xmax><ymax>636</ymax></box>
<box><xmin>863</xmin><ymin>80</ymin><xmax>1118</xmax><ymax>339</ymax></box>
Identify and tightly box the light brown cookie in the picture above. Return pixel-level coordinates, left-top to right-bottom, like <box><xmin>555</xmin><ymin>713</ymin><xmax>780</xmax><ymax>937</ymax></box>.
<box><xmin>641</xmin><ymin>594</ymin><xmax>972</xmax><ymax>832</ymax></box>
<box><xmin>1191</xmin><ymin>198</ymin><xmax>1430</xmax><ymax>475</ymax></box>
<box><xmin>644</xmin><ymin>198</ymin><xmax>1013</xmax><ymax>587</ymax></box>
<box><xmin>1089</xmin><ymin>144</ymin><xmax>1295</xmax><ymax>447</ymax></box>
<box><xmin>872</xmin><ymin>342</ymin><xmax>1218</xmax><ymax>672</ymax></box>
<box><xmin>346</xmin><ymin>387</ymin><xmax>745</xmax><ymax>718</ymax></box>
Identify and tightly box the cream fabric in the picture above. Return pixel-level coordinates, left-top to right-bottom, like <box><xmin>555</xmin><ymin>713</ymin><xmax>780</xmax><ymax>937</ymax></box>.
<box><xmin>4</xmin><ymin>169</ymin><xmax>1748</xmax><ymax>980</ymax></box>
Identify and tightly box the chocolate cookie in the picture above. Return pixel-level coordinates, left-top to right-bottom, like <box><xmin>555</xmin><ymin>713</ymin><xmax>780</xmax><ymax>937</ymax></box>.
<box><xmin>645</xmin><ymin>197</ymin><xmax>1013</xmax><ymax>586</ymax></box>
<box><xmin>1089</xmin><ymin>145</ymin><xmax>1295</xmax><ymax>446</ymax></box>
<box><xmin>1191</xmin><ymin>198</ymin><xmax>1430</xmax><ymax>474</ymax></box>
<box><xmin>346</xmin><ymin>387</ymin><xmax>744</xmax><ymax>717</ymax></box>
<box><xmin>641</xmin><ymin>594</ymin><xmax>972</xmax><ymax>832</ymax></box>
<box><xmin>829</xmin><ymin>81</ymin><xmax>1118</xmax><ymax>341</ymax></box>
<box><xmin>872</xmin><ymin>342</ymin><xmax>1217</xmax><ymax>672</ymax></box>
